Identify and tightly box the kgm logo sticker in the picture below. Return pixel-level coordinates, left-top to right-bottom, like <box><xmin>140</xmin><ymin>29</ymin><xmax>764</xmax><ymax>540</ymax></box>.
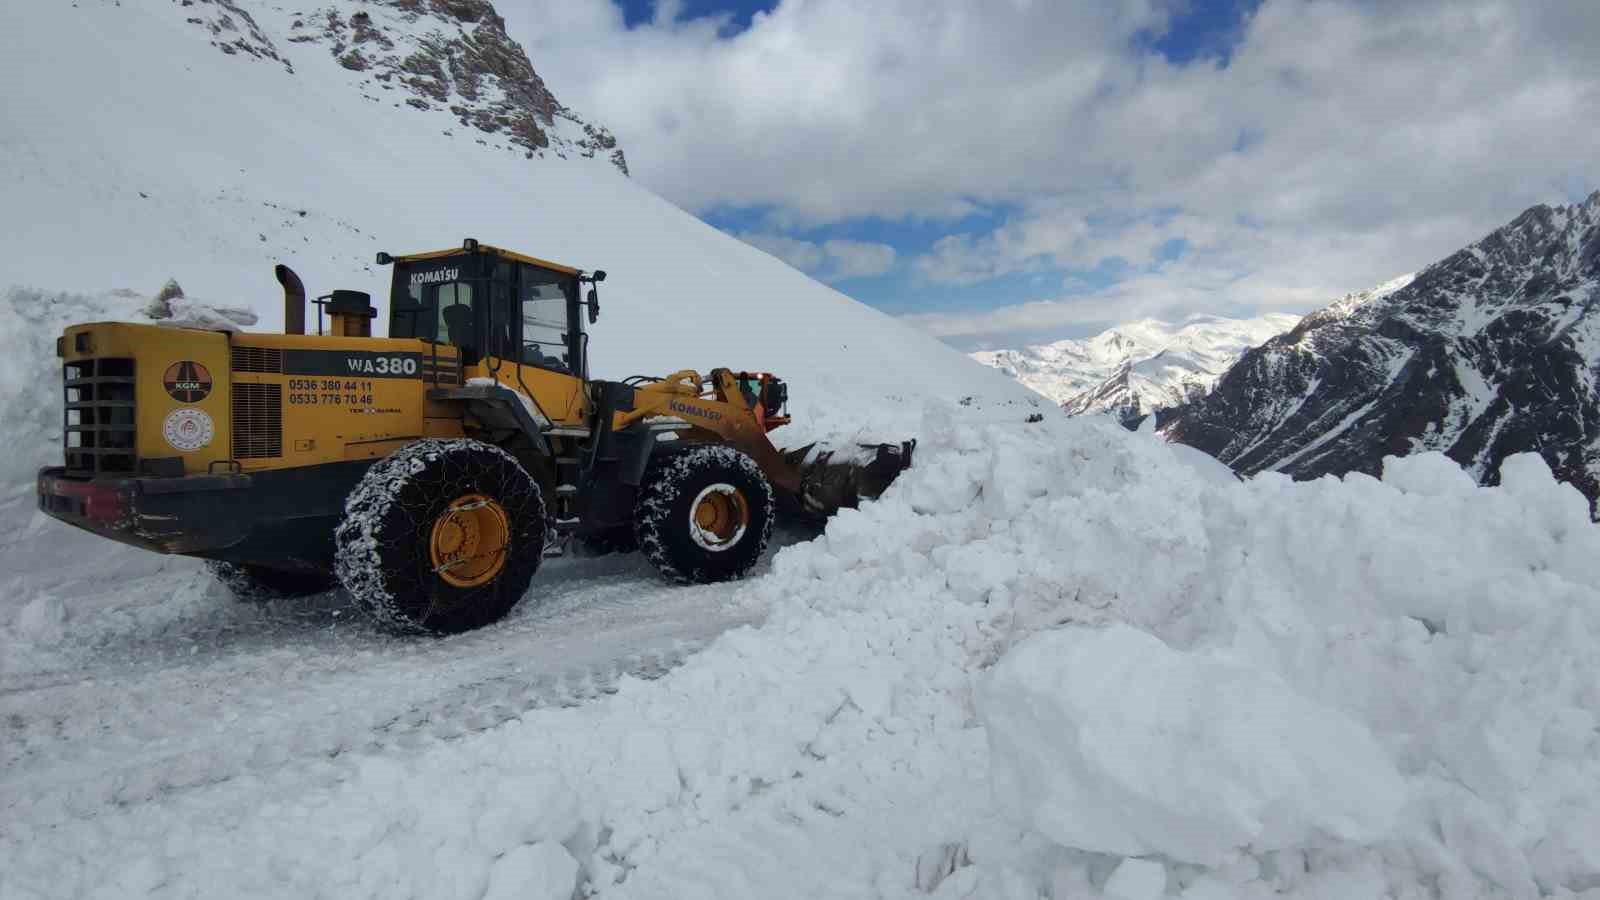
<box><xmin>163</xmin><ymin>361</ymin><xmax>213</xmax><ymax>402</ymax></box>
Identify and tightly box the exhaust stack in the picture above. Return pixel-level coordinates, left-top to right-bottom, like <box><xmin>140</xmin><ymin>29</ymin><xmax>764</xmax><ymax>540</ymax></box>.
<box><xmin>275</xmin><ymin>264</ymin><xmax>305</xmax><ymax>335</ymax></box>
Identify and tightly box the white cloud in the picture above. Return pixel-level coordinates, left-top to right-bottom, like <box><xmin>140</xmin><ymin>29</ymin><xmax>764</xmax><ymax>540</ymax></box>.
<box><xmin>819</xmin><ymin>239</ymin><xmax>896</xmax><ymax>280</ymax></box>
<box><xmin>902</xmin><ymin>210</ymin><xmax>1483</xmax><ymax>348</ymax></box>
<box><xmin>736</xmin><ymin>233</ymin><xmax>896</xmax><ymax>282</ymax></box>
<box><xmin>501</xmin><ymin>0</ymin><xmax>1600</xmax><ymax>345</ymax></box>
<box><xmin>501</xmin><ymin>0</ymin><xmax>1179</xmax><ymax>221</ymax></box>
<box><xmin>910</xmin><ymin>209</ymin><xmax>1212</xmax><ymax>286</ymax></box>
<box><xmin>736</xmin><ymin>232</ymin><xmax>825</xmax><ymax>274</ymax></box>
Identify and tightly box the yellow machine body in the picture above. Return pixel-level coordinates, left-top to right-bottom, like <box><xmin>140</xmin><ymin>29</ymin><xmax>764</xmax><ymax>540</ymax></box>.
<box><xmin>56</xmin><ymin>323</ymin><xmax>596</xmax><ymax>479</ymax></box>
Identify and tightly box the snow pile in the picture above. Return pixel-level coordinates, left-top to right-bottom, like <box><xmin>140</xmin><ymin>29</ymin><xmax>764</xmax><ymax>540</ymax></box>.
<box><xmin>8</xmin><ymin>411</ymin><xmax>1598</xmax><ymax>898</ymax></box>
<box><xmin>144</xmin><ymin>279</ymin><xmax>259</xmax><ymax>332</ymax></box>
<box><xmin>1</xmin><ymin>286</ymin><xmax>128</xmax><ymax>491</ymax></box>
<box><xmin>483</xmin><ymin>841</ymin><xmax>580</xmax><ymax>900</ymax></box>
<box><xmin>0</xmin><ymin>284</ymin><xmax>258</xmax><ymax>492</ymax></box>
<box><xmin>154</xmin><ymin>299</ymin><xmax>257</xmax><ymax>332</ymax></box>
<box><xmin>982</xmin><ymin>624</ymin><xmax>1404</xmax><ymax>866</ymax></box>
<box><xmin>755</xmin><ymin>414</ymin><xmax>1600</xmax><ymax>897</ymax></box>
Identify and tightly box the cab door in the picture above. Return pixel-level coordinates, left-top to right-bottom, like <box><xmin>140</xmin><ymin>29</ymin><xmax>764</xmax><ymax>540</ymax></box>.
<box><xmin>387</xmin><ymin>255</ymin><xmax>478</xmax><ymax>386</ymax></box>
<box><xmin>487</xmin><ymin>259</ymin><xmax>588</xmax><ymax>425</ymax></box>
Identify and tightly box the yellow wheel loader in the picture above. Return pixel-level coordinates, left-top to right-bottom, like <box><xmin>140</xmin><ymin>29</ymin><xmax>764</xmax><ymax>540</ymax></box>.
<box><xmin>36</xmin><ymin>240</ymin><xmax>913</xmax><ymax>634</ymax></box>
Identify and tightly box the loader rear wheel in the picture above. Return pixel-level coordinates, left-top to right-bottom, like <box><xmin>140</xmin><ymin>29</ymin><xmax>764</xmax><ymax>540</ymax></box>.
<box><xmin>206</xmin><ymin>561</ymin><xmax>336</xmax><ymax>603</ymax></box>
<box><xmin>334</xmin><ymin>439</ymin><xmax>546</xmax><ymax>635</ymax></box>
<box><xmin>636</xmin><ymin>445</ymin><xmax>773</xmax><ymax>584</ymax></box>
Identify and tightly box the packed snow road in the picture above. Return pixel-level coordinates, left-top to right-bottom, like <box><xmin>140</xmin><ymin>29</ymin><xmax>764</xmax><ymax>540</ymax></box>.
<box><xmin>0</xmin><ymin>496</ymin><xmax>782</xmax><ymax>831</ymax></box>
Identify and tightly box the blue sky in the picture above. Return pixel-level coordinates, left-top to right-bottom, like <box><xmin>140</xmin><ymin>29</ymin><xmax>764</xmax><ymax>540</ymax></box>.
<box><xmin>615</xmin><ymin>0</ymin><xmax>778</xmax><ymax>34</ymax></box>
<box><xmin>611</xmin><ymin>0</ymin><xmax>1261</xmax><ymax>59</ymax></box>
<box><xmin>504</xmin><ymin>0</ymin><xmax>1600</xmax><ymax>350</ymax></box>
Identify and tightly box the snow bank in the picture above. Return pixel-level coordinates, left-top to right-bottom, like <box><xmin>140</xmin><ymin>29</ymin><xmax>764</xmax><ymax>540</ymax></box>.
<box><xmin>1</xmin><ymin>286</ymin><xmax>126</xmax><ymax>491</ymax></box>
<box><xmin>0</xmin><ymin>284</ymin><xmax>257</xmax><ymax>493</ymax></box>
<box><xmin>982</xmin><ymin>624</ymin><xmax>1404</xmax><ymax>866</ymax></box>
<box><xmin>156</xmin><ymin>297</ymin><xmax>258</xmax><ymax>332</ymax></box>
<box><xmin>8</xmin><ymin>410</ymin><xmax>1598</xmax><ymax>899</ymax></box>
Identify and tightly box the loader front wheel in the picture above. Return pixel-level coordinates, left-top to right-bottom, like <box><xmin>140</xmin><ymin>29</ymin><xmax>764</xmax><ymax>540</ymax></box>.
<box><xmin>636</xmin><ymin>445</ymin><xmax>773</xmax><ymax>584</ymax></box>
<box><xmin>334</xmin><ymin>439</ymin><xmax>546</xmax><ymax>635</ymax></box>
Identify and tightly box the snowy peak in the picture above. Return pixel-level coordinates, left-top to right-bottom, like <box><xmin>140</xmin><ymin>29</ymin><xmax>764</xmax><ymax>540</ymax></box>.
<box><xmin>184</xmin><ymin>0</ymin><xmax>627</xmax><ymax>171</ymax></box>
<box><xmin>1164</xmin><ymin>192</ymin><xmax>1600</xmax><ymax>513</ymax></box>
<box><xmin>1297</xmin><ymin>272</ymin><xmax>1417</xmax><ymax>331</ymax></box>
<box><xmin>972</xmin><ymin>313</ymin><xmax>1300</xmax><ymax>421</ymax></box>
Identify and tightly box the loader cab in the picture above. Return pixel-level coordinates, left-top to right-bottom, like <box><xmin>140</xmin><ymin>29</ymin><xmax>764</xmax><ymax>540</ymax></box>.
<box><xmin>384</xmin><ymin>243</ymin><xmax>589</xmax><ymax>379</ymax></box>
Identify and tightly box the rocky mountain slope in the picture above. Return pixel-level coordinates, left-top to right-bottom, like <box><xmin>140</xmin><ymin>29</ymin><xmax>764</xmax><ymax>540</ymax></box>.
<box><xmin>972</xmin><ymin>314</ymin><xmax>1300</xmax><ymax>420</ymax></box>
<box><xmin>1163</xmin><ymin>192</ymin><xmax>1600</xmax><ymax>510</ymax></box>
<box><xmin>180</xmin><ymin>0</ymin><xmax>627</xmax><ymax>172</ymax></box>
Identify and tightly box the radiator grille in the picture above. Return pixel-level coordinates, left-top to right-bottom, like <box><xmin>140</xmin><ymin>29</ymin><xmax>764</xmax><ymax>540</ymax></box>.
<box><xmin>231</xmin><ymin>346</ymin><xmax>283</xmax><ymax>374</ymax></box>
<box><xmin>63</xmin><ymin>358</ymin><xmax>137</xmax><ymax>474</ymax></box>
<box><xmin>231</xmin><ymin>383</ymin><xmax>283</xmax><ymax>458</ymax></box>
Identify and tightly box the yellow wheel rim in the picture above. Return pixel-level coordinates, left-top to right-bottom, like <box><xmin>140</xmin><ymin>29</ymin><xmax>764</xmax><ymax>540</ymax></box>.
<box><xmin>689</xmin><ymin>483</ymin><xmax>749</xmax><ymax>552</ymax></box>
<box><xmin>429</xmin><ymin>493</ymin><xmax>511</xmax><ymax>588</ymax></box>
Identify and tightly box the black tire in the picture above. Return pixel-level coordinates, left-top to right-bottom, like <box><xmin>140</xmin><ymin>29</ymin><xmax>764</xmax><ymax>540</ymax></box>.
<box><xmin>577</xmin><ymin>526</ymin><xmax>639</xmax><ymax>557</ymax></box>
<box><xmin>334</xmin><ymin>439</ymin><xmax>546</xmax><ymax>635</ymax></box>
<box><xmin>206</xmin><ymin>560</ymin><xmax>337</xmax><ymax>602</ymax></box>
<box><xmin>636</xmin><ymin>445</ymin><xmax>773</xmax><ymax>584</ymax></box>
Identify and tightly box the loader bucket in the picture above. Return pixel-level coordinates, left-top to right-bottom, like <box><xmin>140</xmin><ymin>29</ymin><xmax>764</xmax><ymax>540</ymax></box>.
<box><xmin>777</xmin><ymin>439</ymin><xmax>916</xmax><ymax>520</ymax></box>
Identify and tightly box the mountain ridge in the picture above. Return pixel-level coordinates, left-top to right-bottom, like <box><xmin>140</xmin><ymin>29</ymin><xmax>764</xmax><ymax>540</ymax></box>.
<box><xmin>180</xmin><ymin>0</ymin><xmax>627</xmax><ymax>171</ymax></box>
<box><xmin>1163</xmin><ymin>191</ymin><xmax>1600</xmax><ymax>512</ymax></box>
<box><xmin>972</xmin><ymin>312</ymin><xmax>1301</xmax><ymax>420</ymax></box>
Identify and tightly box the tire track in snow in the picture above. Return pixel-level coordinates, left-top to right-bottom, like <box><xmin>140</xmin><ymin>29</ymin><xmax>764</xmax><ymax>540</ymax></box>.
<box><xmin>0</xmin><ymin>524</ymin><xmax>772</xmax><ymax>829</ymax></box>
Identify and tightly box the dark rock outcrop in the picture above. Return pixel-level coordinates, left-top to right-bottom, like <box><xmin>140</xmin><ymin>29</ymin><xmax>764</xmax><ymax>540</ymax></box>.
<box><xmin>180</xmin><ymin>0</ymin><xmax>294</xmax><ymax>73</ymax></box>
<box><xmin>180</xmin><ymin>0</ymin><xmax>628</xmax><ymax>173</ymax></box>
<box><xmin>1162</xmin><ymin>192</ymin><xmax>1600</xmax><ymax>513</ymax></box>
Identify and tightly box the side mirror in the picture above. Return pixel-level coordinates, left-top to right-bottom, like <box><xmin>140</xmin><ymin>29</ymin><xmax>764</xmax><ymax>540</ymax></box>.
<box><xmin>593</xmin><ymin>270</ymin><xmax>607</xmax><ymax>282</ymax></box>
<box><xmin>587</xmin><ymin>287</ymin><xmax>599</xmax><ymax>324</ymax></box>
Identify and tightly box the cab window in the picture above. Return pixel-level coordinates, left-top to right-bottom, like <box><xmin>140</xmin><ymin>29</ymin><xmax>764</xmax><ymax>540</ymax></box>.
<box><xmin>435</xmin><ymin>283</ymin><xmax>475</xmax><ymax>347</ymax></box>
<box><xmin>390</xmin><ymin>259</ymin><xmax>476</xmax><ymax>354</ymax></box>
<box><xmin>520</xmin><ymin>264</ymin><xmax>575</xmax><ymax>373</ymax></box>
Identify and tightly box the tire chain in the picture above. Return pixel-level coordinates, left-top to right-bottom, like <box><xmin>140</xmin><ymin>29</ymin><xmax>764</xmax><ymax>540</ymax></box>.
<box><xmin>335</xmin><ymin>439</ymin><xmax>545</xmax><ymax>633</ymax></box>
<box><xmin>636</xmin><ymin>444</ymin><xmax>774</xmax><ymax>583</ymax></box>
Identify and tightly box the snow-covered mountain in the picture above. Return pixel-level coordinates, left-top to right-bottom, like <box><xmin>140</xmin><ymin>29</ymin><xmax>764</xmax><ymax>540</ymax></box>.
<box><xmin>186</xmin><ymin>0</ymin><xmax>628</xmax><ymax>173</ymax></box>
<box><xmin>0</xmin><ymin>0</ymin><xmax>1034</xmax><ymax>490</ymax></box>
<box><xmin>971</xmin><ymin>313</ymin><xmax>1300</xmax><ymax>420</ymax></box>
<box><xmin>1163</xmin><ymin>192</ymin><xmax>1600</xmax><ymax>511</ymax></box>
